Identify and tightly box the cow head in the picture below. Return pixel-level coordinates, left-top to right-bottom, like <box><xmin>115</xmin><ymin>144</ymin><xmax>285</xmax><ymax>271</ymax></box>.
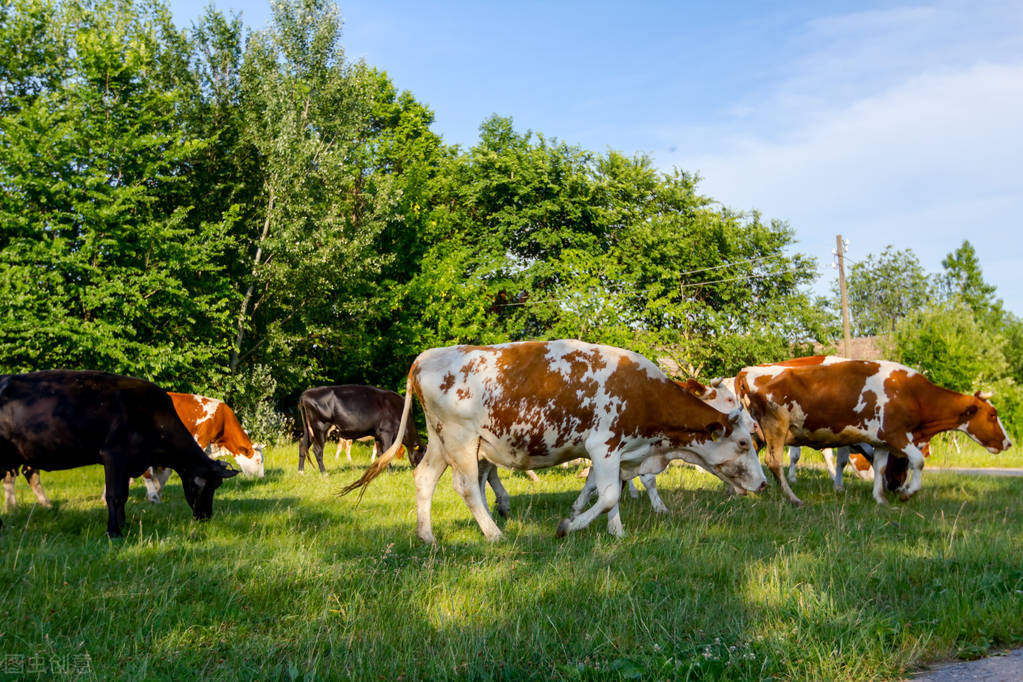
<box><xmin>180</xmin><ymin>459</ymin><xmax>239</xmax><ymax>521</ymax></box>
<box><xmin>683</xmin><ymin>410</ymin><xmax>768</xmax><ymax>494</ymax></box>
<box><xmin>236</xmin><ymin>444</ymin><xmax>265</xmax><ymax>477</ymax></box>
<box><xmin>958</xmin><ymin>391</ymin><xmax>1013</xmax><ymax>453</ymax></box>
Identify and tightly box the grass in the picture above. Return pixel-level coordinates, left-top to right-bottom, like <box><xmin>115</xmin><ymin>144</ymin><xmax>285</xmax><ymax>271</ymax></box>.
<box><xmin>2</xmin><ymin>442</ymin><xmax>1022</xmax><ymax>680</ymax></box>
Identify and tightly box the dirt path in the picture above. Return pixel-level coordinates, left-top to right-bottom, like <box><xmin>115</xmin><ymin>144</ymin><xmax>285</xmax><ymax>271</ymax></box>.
<box><xmin>909</xmin><ymin>648</ymin><xmax>1023</xmax><ymax>681</ymax></box>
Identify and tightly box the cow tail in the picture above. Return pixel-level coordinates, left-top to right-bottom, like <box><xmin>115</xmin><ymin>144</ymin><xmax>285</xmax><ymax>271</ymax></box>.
<box><xmin>340</xmin><ymin>371</ymin><xmax>415</xmax><ymax>501</ymax></box>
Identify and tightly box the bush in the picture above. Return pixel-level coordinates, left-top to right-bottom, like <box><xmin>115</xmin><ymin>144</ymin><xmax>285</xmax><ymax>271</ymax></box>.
<box><xmin>894</xmin><ymin>300</ymin><xmax>1007</xmax><ymax>392</ymax></box>
<box><xmin>228</xmin><ymin>364</ymin><xmax>294</xmax><ymax>445</ymax></box>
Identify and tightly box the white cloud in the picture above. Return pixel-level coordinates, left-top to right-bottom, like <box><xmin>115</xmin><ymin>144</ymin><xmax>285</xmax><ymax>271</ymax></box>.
<box><xmin>660</xmin><ymin>2</ymin><xmax>1023</xmax><ymax>313</ymax></box>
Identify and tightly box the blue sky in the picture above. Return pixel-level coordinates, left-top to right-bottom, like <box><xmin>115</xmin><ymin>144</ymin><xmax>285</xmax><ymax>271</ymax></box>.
<box><xmin>169</xmin><ymin>0</ymin><xmax>1023</xmax><ymax>314</ymax></box>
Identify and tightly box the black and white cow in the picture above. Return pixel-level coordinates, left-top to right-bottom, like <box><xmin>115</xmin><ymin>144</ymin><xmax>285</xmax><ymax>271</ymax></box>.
<box><xmin>0</xmin><ymin>370</ymin><xmax>238</xmax><ymax>536</ymax></box>
<box><xmin>297</xmin><ymin>384</ymin><xmax>424</xmax><ymax>474</ymax></box>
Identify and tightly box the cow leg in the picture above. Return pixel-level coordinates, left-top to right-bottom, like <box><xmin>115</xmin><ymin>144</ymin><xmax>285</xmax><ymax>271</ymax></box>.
<box><xmin>871</xmin><ymin>447</ymin><xmax>890</xmax><ymax>505</ymax></box>
<box><xmin>765</xmin><ymin>438</ymin><xmax>803</xmax><ymax>506</ymax></box>
<box><xmin>335</xmin><ymin>438</ymin><xmax>349</xmax><ymax>463</ymax></box>
<box><xmin>896</xmin><ymin>444</ymin><xmax>926</xmax><ymax>500</ymax></box>
<box><xmin>313</xmin><ymin>435</ymin><xmax>327</xmax><ymax>474</ymax></box>
<box><xmin>787</xmin><ymin>446</ymin><xmax>800</xmax><ymax>482</ymax></box>
<box><xmin>484</xmin><ymin>463</ymin><xmax>510</xmax><ymax>519</ymax></box>
<box><xmin>626</xmin><ymin>478</ymin><xmax>640</xmax><ymax>499</ymax></box>
<box><xmin>557</xmin><ymin>450</ymin><xmax>624</xmax><ymax>538</ymax></box>
<box><xmin>24</xmin><ymin>468</ymin><xmax>51</xmax><ymax>508</ymax></box>
<box><xmin>832</xmin><ymin>447</ymin><xmax>849</xmax><ymax>491</ymax></box>
<box><xmin>102</xmin><ymin>460</ymin><xmax>130</xmax><ymax>538</ymax></box>
<box><xmin>3</xmin><ymin>470</ymin><xmax>15</xmax><ymax>511</ymax></box>
<box><xmin>821</xmin><ymin>448</ymin><xmax>837</xmax><ymax>479</ymax></box>
<box><xmin>413</xmin><ymin>436</ymin><xmax>449</xmax><ymax>544</ymax></box>
<box><xmin>449</xmin><ymin>451</ymin><xmax>502</xmax><ymax>542</ymax></box>
<box><xmin>639</xmin><ymin>474</ymin><xmax>669</xmax><ymax>514</ymax></box>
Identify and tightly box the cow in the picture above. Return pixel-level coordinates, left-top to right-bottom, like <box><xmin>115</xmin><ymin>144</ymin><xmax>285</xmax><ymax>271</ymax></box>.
<box><xmin>489</xmin><ymin>376</ymin><xmax>757</xmax><ymax>519</ymax></box>
<box><xmin>3</xmin><ymin>465</ymin><xmax>51</xmax><ymax>511</ymax></box>
<box><xmin>0</xmin><ymin>370</ymin><xmax>238</xmax><ymax>536</ymax></box>
<box><xmin>140</xmin><ymin>393</ymin><xmax>264</xmax><ymax>504</ymax></box>
<box><xmin>342</xmin><ymin>340</ymin><xmax>766</xmax><ymax>542</ymax></box>
<box><xmin>298</xmin><ymin>385</ymin><xmax>424</xmax><ymax>474</ymax></box>
<box><xmin>736</xmin><ymin>356</ymin><xmax>1012</xmax><ymax>505</ymax></box>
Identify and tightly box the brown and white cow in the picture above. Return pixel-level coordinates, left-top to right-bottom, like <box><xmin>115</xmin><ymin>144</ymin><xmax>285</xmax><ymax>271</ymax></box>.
<box><xmin>142</xmin><ymin>393</ymin><xmax>264</xmax><ymax>503</ymax></box>
<box><xmin>544</xmin><ymin>376</ymin><xmax>758</xmax><ymax>517</ymax></box>
<box><xmin>737</xmin><ymin>356</ymin><xmax>1012</xmax><ymax>505</ymax></box>
<box><xmin>342</xmin><ymin>340</ymin><xmax>766</xmax><ymax>541</ymax></box>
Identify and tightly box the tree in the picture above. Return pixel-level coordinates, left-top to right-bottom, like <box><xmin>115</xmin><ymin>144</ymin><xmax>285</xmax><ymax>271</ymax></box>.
<box><xmin>227</xmin><ymin>0</ymin><xmax>395</xmax><ymax>396</ymax></box>
<box><xmin>894</xmin><ymin>300</ymin><xmax>1007</xmax><ymax>393</ymax></box>
<box><xmin>0</xmin><ymin>0</ymin><xmax>235</xmax><ymax>385</ymax></box>
<box><xmin>938</xmin><ymin>240</ymin><xmax>1004</xmax><ymax>329</ymax></box>
<box><xmin>400</xmin><ymin>116</ymin><xmax>824</xmax><ymax>379</ymax></box>
<box><xmin>843</xmin><ymin>246</ymin><xmax>931</xmax><ymax>336</ymax></box>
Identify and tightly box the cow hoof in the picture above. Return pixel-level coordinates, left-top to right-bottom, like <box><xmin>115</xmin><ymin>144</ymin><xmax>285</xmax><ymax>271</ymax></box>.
<box><xmin>496</xmin><ymin>506</ymin><xmax>509</xmax><ymax>519</ymax></box>
<box><xmin>556</xmin><ymin>518</ymin><xmax>571</xmax><ymax>538</ymax></box>
<box><xmin>297</xmin><ymin>470</ymin><xmax>305</xmax><ymax>475</ymax></box>
<box><xmin>898</xmin><ymin>491</ymin><xmax>912</xmax><ymax>502</ymax></box>
<box><xmin>789</xmin><ymin>498</ymin><xmax>804</xmax><ymax>507</ymax></box>
<box><xmin>833</xmin><ymin>485</ymin><xmax>845</xmax><ymax>493</ymax></box>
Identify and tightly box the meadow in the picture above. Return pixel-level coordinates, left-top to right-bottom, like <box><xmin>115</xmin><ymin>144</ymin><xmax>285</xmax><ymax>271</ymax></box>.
<box><xmin>1</xmin><ymin>442</ymin><xmax>1021</xmax><ymax>681</ymax></box>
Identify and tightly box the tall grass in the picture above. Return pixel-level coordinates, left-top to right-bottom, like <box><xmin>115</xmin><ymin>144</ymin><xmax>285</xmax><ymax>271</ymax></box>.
<box><xmin>1</xmin><ymin>443</ymin><xmax>1021</xmax><ymax>680</ymax></box>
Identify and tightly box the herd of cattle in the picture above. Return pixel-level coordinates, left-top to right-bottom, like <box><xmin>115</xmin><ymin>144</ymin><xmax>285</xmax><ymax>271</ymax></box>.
<box><xmin>0</xmin><ymin>340</ymin><xmax>1013</xmax><ymax>540</ymax></box>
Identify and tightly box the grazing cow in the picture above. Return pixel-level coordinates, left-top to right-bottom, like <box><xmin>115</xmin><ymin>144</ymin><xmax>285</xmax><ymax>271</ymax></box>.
<box><xmin>3</xmin><ymin>465</ymin><xmax>51</xmax><ymax>511</ymax></box>
<box><xmin>736</xmin><ymin>356</ymin><xmax>1012</xmax><ymax>505</ymax></box>
<box><xmin>342</xmin><ymin>340</ymin><xmax>766</xmax><ymax>541</ymax></box>
<box><xmin>298</xmin><ymin>385</ymin><xmax>424</xmax><ymax>474</ymax></box>
<box><xmin>141</xmin><ymin>393</ymin><xmax>265</xmax><ymax>504</ymax></box>
<box><xmin>501</xmin><ymin>376</ymin><xmax>756</xmax><ymax>519</ymax></box>
<box><xmin>0</xmin><ymin>371</ymin><xmax>238</xmax><ymax>536</ymax></box>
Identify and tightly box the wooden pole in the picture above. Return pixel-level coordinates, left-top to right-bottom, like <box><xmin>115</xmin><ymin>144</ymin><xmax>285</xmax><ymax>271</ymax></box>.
<box><xmin>837</xmin><ymin>234</ymin><xmax>852</xmax><ymax>358</ymax></box>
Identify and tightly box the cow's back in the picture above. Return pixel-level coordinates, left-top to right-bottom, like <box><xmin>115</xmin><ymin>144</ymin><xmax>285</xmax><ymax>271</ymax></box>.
<box><xmin>412</xmin><ymin>340</ymin><xmax>728</xmax><ymax>458</ymax></box>
<box><xmin>0</xmin><ymin>371</ymin><xmax>201</xmax><ymax>473</ymax></box>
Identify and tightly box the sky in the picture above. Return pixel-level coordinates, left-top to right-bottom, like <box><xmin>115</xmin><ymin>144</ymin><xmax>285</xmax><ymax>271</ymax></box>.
<box><xmin>168</xmin><ymin>0</ymin><xmax>1023</xmax><ymax>314</ymax></box>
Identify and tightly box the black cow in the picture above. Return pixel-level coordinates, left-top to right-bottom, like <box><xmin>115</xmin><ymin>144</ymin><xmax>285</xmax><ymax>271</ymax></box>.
<box><xmin>297</xmin><ymin>385</ymin><xmax>424</xmax><ymax>473</ymax></box>
<box><xmin>0</xmin><ymin>370</ymin><xmax>238</xmax><ymax>537</ymax></box>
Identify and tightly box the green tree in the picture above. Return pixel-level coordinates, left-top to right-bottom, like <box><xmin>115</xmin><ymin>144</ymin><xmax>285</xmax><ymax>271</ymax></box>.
<box><xmin>843</xmin><ymin>245</ymin><xmax>931</xmax><ymax>336</ymax></box>
<box><xmin>227</xmin><ymin>0</ymin><xmax>395</xmax><ymax>395</ymax></box>
<box><xmin>0</xmin><ymin>0</ymin><xmax>234</xmax><ymax>384</ymax></box>
<box><xmin>938</xmin><ymin>240</ymin><xmax>1004</xmax><ymax>329</ymax></box>
<box><xmin>894</xmin><ymin>300</ymin><xmax>1007</xmax><ymax>393</ymax></box>
<box><xmin>400</xmin><ymin>116</ymin><xmax>824</xmax><ymax>379</ymax></box>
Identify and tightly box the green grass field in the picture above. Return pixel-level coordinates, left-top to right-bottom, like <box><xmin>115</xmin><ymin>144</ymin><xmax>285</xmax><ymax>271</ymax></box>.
<box><xmin>2</xmin><ymin>443</ymin><xmax>1022</xmax><ymax>680</ymax></box>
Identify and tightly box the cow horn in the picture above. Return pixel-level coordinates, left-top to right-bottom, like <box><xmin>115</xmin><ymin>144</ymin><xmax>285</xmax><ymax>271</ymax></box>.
<box><xmin>976</xmin><ymin>390</ymin><xmax>994</xmax><ymax>401</ymax></box>
<box><xmin>711</xmin><ymin>377</ymin><xmax>724</xmax><ymax>388</ymax></box>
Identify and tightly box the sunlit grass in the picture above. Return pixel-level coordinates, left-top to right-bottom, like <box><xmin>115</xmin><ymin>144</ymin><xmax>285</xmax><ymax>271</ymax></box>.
<box><xmin>1</xmin><ymin>442</ymin><xmax>1021</xmax><ymax>680</ymax></box>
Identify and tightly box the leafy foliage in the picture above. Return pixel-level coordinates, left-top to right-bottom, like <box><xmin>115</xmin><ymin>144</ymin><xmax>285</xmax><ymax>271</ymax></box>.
<box><xmin>843</xmin><ymin>245</ymin><xmax>931</xmax><ymax>336</ymax></box>
<box><xmin>893</xmin><ymin>300</ymin><xmax>1007</xmax><ymax>393</ymax></box>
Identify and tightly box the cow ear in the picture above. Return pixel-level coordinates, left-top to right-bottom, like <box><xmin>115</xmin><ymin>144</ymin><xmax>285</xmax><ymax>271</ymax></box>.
<box><xmin>961</xmin><ymin>404</ymin><xmax>979</xmax><ymax>420</ymax></box>
<box><xmin>709</xmin><ymin>422</ymin><xmax>724</xmax><ymax>442</ymax></box>
<box><xmin>213</xmin><ymin>460</ymin><xmax>240</xmax><ymax>478</ymax></box>
<box><xmin>684</xmin><ymin>379</ymin><xmax>705</xmax><ymax>396</ymax></box>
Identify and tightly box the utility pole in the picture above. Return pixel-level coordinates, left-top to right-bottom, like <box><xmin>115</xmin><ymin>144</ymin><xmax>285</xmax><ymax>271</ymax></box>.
<box><xmin>835</xmin><ymin>234</ymin><xmax>851</xmax><ymax>358</ymax></box>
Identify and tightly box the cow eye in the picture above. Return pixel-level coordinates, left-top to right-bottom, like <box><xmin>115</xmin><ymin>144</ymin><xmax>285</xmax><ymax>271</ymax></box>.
<box><xmin>738</xmin><ymin>439</ymin><xmax>749</xmax><ymax>448</ymax></box>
